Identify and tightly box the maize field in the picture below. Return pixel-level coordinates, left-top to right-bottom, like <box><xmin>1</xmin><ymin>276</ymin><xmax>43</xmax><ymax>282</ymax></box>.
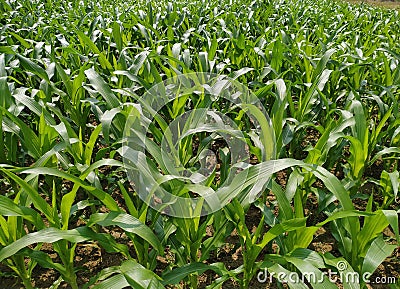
<box><xmin>0</xmin><ymin>0</ymin><xmax>399</xmax><ymax>288</ymax></box>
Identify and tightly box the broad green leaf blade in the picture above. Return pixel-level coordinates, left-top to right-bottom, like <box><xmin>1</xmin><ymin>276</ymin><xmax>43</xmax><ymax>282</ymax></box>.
<box><xmin>17</xmin><ymin>54</ymin><xmax>50</xmax><ymax>82</ymax></box>
<box><xmin>285</xmin><ymin>256</ymin><xmax>337</xmax><ymax>289</ymax></box>
<box><xmin>0</xmin><ymin>167</ymin><xmax>55</xmax><ymax>225</ymax></box>
<box><xmin>0</xmin><ymin>195</ymin><xmax>45</xmax><ymax>229</ymax></box>
<box><xmin>88</xmin><ymin>212</ymin><xmax>163</xmax><ymax>253</ymax></box>
<box><xmin>91</xmin><ymin>260</ymin><xmax>164</xmax><ymax>289</ymax></box>
<box><xmin>361</xmin><ymin>235</ymin><xmax>396</xmax><ymax>276</ymax></box>
<box><xmin>162</xmin><ymin>262</ymin><xmax>223</xmax><ymax>285</ymax></box>
<box><xmin>19</xmin><ymin>166</ymin><xmax>121</xmax><ymax>212</ymax></box>
<box><xmin>323</xmin><ymin>254</ymin><xmax>360</xmax><ymax>289</ymax></box>
<box><xmin>382</xmin><ymin>210</ymin><xmax>399</xmax><ymax>243</ymax></box>
<box><xmin>84</xmin><ymin>68</ymin><xmax>120</xmax><ymax>108</ymax></box>
<box><xmin>0</xmin><ymin>227</ymin><xmax>92</xmax><ymax>262</ymax></box>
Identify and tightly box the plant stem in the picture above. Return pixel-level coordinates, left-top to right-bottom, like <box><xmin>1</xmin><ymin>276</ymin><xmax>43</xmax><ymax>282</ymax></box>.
<box><xmin>21</xmin><ymin>275</ymin><xmax>34</xmax><ymax>289</ymax></box>
<box><xmin>14</xmin><ymin>257</ymin><xmax>34</xmax><ymax>289</ymax></box>
<box><xmin>189</xmin><ymin>274</ymin><xmax>198</xmax><ymax>289</ymax></box>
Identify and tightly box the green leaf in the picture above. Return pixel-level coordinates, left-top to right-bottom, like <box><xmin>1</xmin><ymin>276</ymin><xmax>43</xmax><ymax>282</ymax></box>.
<box><xmin>87</xmin><ymin>212</ymin><xmax>163</xmax><ymax>253</ymax></box>
<box><xmin>382</xmin><ymin>210</ymin><xmax>400</xmax><ymax>244</ymax></box>
<box><xmin>357</xmin><ymin>211</ymin><xmax>388</xmax><ymax>257</ymax></box>
<box><xmin>91</xmin><ymin>260</ymin><xmax>164</xmax><ymax>289</ymax></box>
<box><xmin>0</xmin><ymin>46</ymin><xmax>16</xmax><ymax>54</ymax></box>
<box><xmin>0</xmin><ymin>195</ymin><xmax>45</xmax><ymax>229</ymax></box>
<box><xmin>361</xmin><ymin>235</ymin><xmax>396</xmax><ymax>276</ymax></box>
<box><xmin>162</xmin><ymin>262</ymin><xmax>223</xmax><ymax>285</ymax></box>
<box><xmin>75</xmin><ymin>29</ymin><xmax>113</xmax><ymax>70</ymax></box>
<box><xmin>84</xmin><ymin>68</ymin><xmax>120</xmax><ymax>109</ymax></box>
<box><xmin>0</xmin><ymin>167</ymin><xmax>55</xmax><ymax>225</ymax></box>
<box><xmin>0</xmin><ymin>106</ymin><xmax>41</xmax><ymax>159</ymax></box>
<box><xmin>112</xmin><ymin>22</ymin><xmax>123</xmax><ymax>52</ymax></box>
<box><xmin>0</xmin><ymin>227</ymin><xmax>93</xmax><ymax>262</ymax></box>
<box><xmin>17</xmin><ymin>54</ymin><xmax>50</xmax><ymax>82</ymax></box>
<box><xmin>258</xmin><ymin>218</ymin><xmax>307</xmax><ymax>248</ymax></box>
<box><xmin>323</xmin><ymin>254</ymin><xmax>360</xmax><ymax>289</ymax></box>
<box><xmin>285</xmin><ymin>256</ymin><xmax>337</xmax><ymax>289</ymax></box>
<box><xmin>18</xmin><ymin>166</ymin><xmax>121</xmax><ymax>216</ymax></box>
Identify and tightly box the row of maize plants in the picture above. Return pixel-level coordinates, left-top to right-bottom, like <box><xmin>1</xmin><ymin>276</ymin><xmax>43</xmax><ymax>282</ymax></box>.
<box><xmin>0</xmin><ymin>0</ymin><xmax>399</xmax><ymax>288</ymax></box>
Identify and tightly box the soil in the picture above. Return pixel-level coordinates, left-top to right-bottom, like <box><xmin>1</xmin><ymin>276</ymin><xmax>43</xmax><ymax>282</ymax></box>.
<box><xmin>344</xmin><ymin>0</ymin><xmax>400</xmax><ymax>10</ymax></box>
